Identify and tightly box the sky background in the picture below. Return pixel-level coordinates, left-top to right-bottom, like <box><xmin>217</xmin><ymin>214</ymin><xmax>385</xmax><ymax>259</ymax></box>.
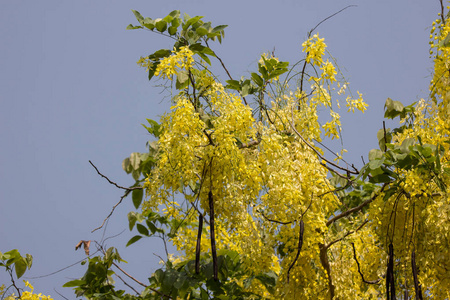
<box><xmin>0</xmin><ymin>0</ymin><xmax>439</xmax><ymax>297</ymax></box>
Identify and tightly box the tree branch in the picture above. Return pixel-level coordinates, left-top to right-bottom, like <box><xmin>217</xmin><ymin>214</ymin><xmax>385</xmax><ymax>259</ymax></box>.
<box><xmin>89</xmin><ymin>160</ymin><xmax>142</xmax><ymax>191</ymax></box>
<box><xmin>325</xmin><ymin>219</ymin><xmax>368</xmax><ymax>250</ymax></box>
<box><xmin>208</xmin><ymin>191</ymin><xmax>218</xmax><ymax>281</ymax></box>
<box><xmin>326</xmin><ymin>183</ymin><xmax>388</xmax><ymax>227</ymax></box>
<box><xmin>287</xmin><ymin>220</ymin><xmax>304</xmax><ymax>283</ymax></box>
<box><xmin>351</xmin><ymin>242</ymin><xmax>381</xmax><ymax>285</ymax></box>
<box><xmin>92</xmin><ymin>190</ymin><xmax>131</xmax><ymax>233</ymax></box>
<box><xmin>411</xmin><ymin>249</ymin><xmax>423</xmax><ymax>300</ymax></box>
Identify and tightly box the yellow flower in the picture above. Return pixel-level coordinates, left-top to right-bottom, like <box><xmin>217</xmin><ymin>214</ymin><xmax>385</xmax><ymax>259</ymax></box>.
<box><xmin>320</xmin><ymin>59</ymin><xmax>337</xmax><ymax>82</ymax></box>
<box><xmin>302</xmin><ymin>33</ymin><xmax>326</xmax><ymax>66</ymax></box>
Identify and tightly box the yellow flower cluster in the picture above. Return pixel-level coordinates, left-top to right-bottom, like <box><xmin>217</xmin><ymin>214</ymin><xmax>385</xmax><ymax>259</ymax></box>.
<box><xmin>320</xmin><ymin>59</ymin><xmax>337</xmax><ymax>83</ymax></box>
<box><xmin>155</xmin><ymin>46</ymin><xmax>194</xmax><ymax>80</ymax></box>
<box><xmin>345</xmin><ymin>91</ymin><xmax>368</xmax><ymax>113</ymax></box>
<box><xmin>136</xmin><ymin>56</ymin><xmax>153</xmax><ymax>72</ymax></box>
<box><xmin>137</xmin><ymin>46</ymin><xmax>194</xmax><ymax>80</ymax></box>
<box><xmin>322</xmin><ymin>110</ymin><xmax>341</xmax><ymax>139</ymax></box>
<box><xmin>3</xmin><ymin>282</ymin><xmax>53</xmax><ymax>300</ymax></box>
<box><xmin>302</xmin><ymin>33</ymin><xmax>326</xmax><ymax>66</ymax></box>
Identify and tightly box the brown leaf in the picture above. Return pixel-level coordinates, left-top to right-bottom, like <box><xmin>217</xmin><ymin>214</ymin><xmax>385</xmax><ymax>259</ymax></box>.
<box><xmin>75</xmin><ymin>240</ymin><xmax>91</xmax><ymax>256</ymax></box>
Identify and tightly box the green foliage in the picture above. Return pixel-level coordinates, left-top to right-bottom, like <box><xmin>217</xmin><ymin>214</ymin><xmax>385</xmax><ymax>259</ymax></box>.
<box><xmin>0</xmin><ymin>249</ymin><xmax>33</xmax><ymax>279</ymax></box>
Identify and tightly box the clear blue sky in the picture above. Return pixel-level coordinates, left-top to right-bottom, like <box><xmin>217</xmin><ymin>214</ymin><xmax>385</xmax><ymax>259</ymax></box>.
<box><xmin>0</xmin><ymin>0</ymin><xmax>438</xmax><ymax>297</ymax></box>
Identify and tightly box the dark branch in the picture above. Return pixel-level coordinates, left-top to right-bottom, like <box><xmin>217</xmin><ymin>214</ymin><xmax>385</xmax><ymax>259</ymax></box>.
<box><xmin>195</xmin><ymin>213</ymin><xmax>203</xmax><ymax>274</ymax></box>
<box><xmin>326</xmin><ymin>183</ymin><xmax>388</xmax><ymax>226</ymax></box>
<box><xmin>325</xmin><ymin>220</ymin><xmax>368</xmax><ymax>250</ymax></box>
<box><xmin>308</xmin><ymin>5</ymin><xmax>357</xmax><ymax>35</ymax></box>
<box><xmin>208</xmin><ymin>191</ymin><xmax>218</xmax><ymax>281</ymax></box>
<box><xmin>205</xmin><ymin>40</ymin><xmax>248</xmax><ymax>106</ymax></box>
<box><xmin>92</xmin><ymin>190</ymin><xmax>131</xmax><ymax>233</ymax></box>
<box><xmin>351</xmin><ymin>242</ymin><xmax>381</xmax><ymax>285</ymax></box>
<box><xmin>287</xmin><ymin>220</ymin><xmax>304</xmax><ymax>283</ymax></box>
<box><xmin>411</xmin><ymin>250</ymin><xmax>424</xmax><ymax>300</ymax></box>
<box><xmin>89</xmin><ymin>160</ymin><xmax>142</xmax><ymax>191</ymax></box>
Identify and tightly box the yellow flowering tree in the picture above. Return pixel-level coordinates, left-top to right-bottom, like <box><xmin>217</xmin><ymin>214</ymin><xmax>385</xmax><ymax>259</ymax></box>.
<box><xmin>65</xmin><ymin>5</ymin><xmax>450</xmax><ymax>299</ymax></box>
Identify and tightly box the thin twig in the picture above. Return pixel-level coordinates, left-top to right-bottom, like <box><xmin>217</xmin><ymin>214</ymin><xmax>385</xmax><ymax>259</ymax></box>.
<box><xmin>89</xmin><ymin>160</ymin><xmax>142</xmax><ymax>191</ymax></box>
<box><xmin>205</xmin><ymin>40</ymin><xmax>248</xmax><ymax>106</ymax></box>
<box><xmin>290</xmin><ymin>105</ymin><xmax>358</xmax><ymax>175</ymax></box>
<box><xmin>260</xmin><ymin>211</ymin><xmax>294</xmax><ymax>225</ymax></box>
<box><xmin>53</xmin><ymin>289</ymin><xmax>70</xmax><ymax>300</ymax></box>
<box><xmin>92</xmin><ymin>190</ymin><xmax>131</xmax><ymax>233</ymax></box>
<box><xmin>114</xmin><ymin>272</ymin><xmax>140</xmax><ymax>295</ymax></box>
<box><xmin>112</xmin><ymin>262</ymin><xmax>172</xmax><ymax>299</ymax></box>
<box><xmin>308</xmin><ymin>5</ymin><xmax>357</xmax><ymax>35</ymax></box>
<box><xmin>325</xmin><ymin>220</ymin><xmax>369</xmax><ymax>250</ymax></box>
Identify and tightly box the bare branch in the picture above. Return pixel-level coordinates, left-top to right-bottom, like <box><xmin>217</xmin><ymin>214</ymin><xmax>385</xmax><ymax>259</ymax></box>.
<box><xmin>205</xmin><ymin>40</ymin><xmax>248</xmax><ymax>106</ymax></box>
<box><xmin>89</xmin><ymin>160</ymin><xmax>142</xmax><ymax>191</ymax></box>
<box><xmin>308</xmin><ymin>5</ymin><xmax>357</xmax><ymax>36</ymax></box>
<box><xmin>92</xmin><ymin>190</ymin><xmax>130</xmax><ymax>233</ymax></box>
<box><xmin>112</xmin><ymin>262</ymin><xmax>172</xmax><ymax>299</ymax></box>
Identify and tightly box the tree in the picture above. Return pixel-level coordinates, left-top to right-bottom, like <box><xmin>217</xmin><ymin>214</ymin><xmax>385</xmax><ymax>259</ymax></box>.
<box><xmin>4</xmin><ymin>4</ymin><xmax>449</xmax><ymax>300</ymax></box>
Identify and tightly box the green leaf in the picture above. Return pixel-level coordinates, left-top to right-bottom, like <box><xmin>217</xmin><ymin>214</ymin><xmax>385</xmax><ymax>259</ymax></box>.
<box><xmin>384</xmin><ymin>98</ymin><xmax>405</xmax><ymax>119</ymax></box>
<box><xmin>368</xmin><ymin>158</ymin><xmax>384</xmax><ymax>170</ymax></box>
<box><xmin>400</xmin><ymin>138</ymin><xmax>415</xmax><ymax>153</ymax></box>
<box><xmin>122</xmin><ymin>157</ymin><xmax>132</xmax><ymax>174</ymax></box>
<box><xmin>142</xmin><ymin>119</ymin><xmax>162</xmax><ymax>138</ymax></box>
<box><xmin>155</xmin><ymin>19</ymin><xmax>168</xmax><ymax>32</ymax></box>
<box><xmin>369</xmin><ymin>174</ymin><xmax>391</xmax><ymax>183</ymax></box>
<box><xmin>143</xmin><ymin>18</ymin><xmax>156</xmax><ymax>30</ymax></box>
<box><xmin>14</xmin><ymin>257</ymin><xmax>27</xmax><ymax>279</ymax></box>
<box><xmin>132</xmin><ymin>10</ymin><xmax>144</xmax><ymax>24</ymax></box>
<box><xmin>368</xmin><ymin>149</ymin><xmax>383</xmax><ymax>161</ymax></box>
<box><xmin>212</xmin><ymin>25</ymin><xmax>228</xmax><ymax>33</ymax></box>
<box><xmin>136</xmin><ymin>224</ymin><xmax>149</xmax><ymax>236</ymax></box>
<box><xmin>132</xmin><ymin>188</ymin><xmax>143</xmax><ymax>209</ymax></box>
<box><xmin>149</xmin><ymin>49</ymin><xmax>172</xmax><ymax>60</ymax></box>
<box><xmin>25</xmin><ymin>254</ymin><xmax>33</xmax><ymax>269</ymax></box>
<box><xmin>225</xmin><ymin>80</ymin><xmax>240</xmax><ymax>90</ymax></box>
<box><xmin>251</xmin><ymin>72</ymin><xmax>264</xmax><ymax>86</ymax></box>
<box><xmin>128</xmin><ymin>212</ymin><xmax>138</xmax><ymax>231</ymax></box>
<box><xmin>182</xmin><ymin>16</ymin><xmax>203</xmax><ymax>31</ymax></box>
<box><xmin>63</xmin><ymin>279</ymin><xmax>86</xmax><ymax>288</ymax></box>
<box><xmin>168</xmin><ymin>26</ymin><xmax>178</xmax><ymax>35</ymax></box>
<box><xmin>146</xmin><ymin>220</ymin><xmax>158</xmax><ymax>234</ymax></box>
<box><xmin>126</xmin><ymin>24</ymin><xmax>143</xmax><ymax>30</ymax></box>
<box><xmin>255</xmin><ymin>270</ymin><xmax>278</xmax><ymax>294</ymax></box>
<box><xmin>130</xmin><ymin>152</ymin><xmax>141</xmax><ymax>170</ymax></box>
<box><xmin>196</xmin><ymin>26</ymin><xmax>208</xmax><ymax>36</ymax></box>
<box><xmin>126</xmin><ymin>235</ymin><xmax>142</xmax><ymax>247</ymax></box>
